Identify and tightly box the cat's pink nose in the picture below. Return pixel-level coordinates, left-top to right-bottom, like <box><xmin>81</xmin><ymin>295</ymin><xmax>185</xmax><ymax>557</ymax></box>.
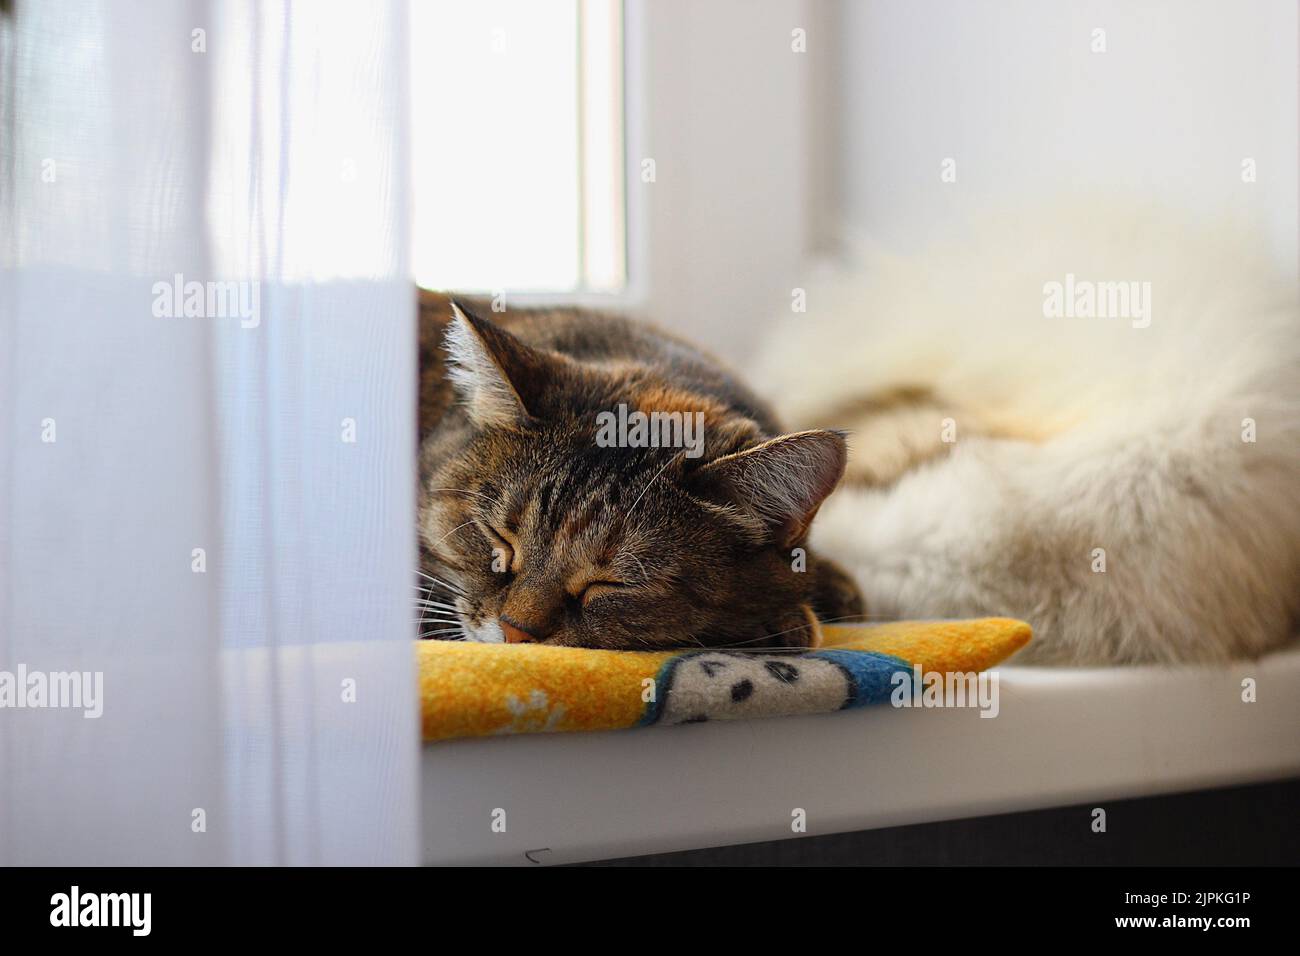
<box><xmin>500</xmin><ymin>620</ymin><xmax>536</xmax><ymax>644</ymax></box>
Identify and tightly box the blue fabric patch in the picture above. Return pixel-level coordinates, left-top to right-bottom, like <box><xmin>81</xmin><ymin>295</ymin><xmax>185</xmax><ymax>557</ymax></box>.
<box><xmin>637</xmin><ymin>654</ymin><xmax>685</xmax><ymax>727</ymax></box>
<box><xmin>807</xmin><ymin>649</ymin><xmax>912</xmax><ymax>708</ymax></box>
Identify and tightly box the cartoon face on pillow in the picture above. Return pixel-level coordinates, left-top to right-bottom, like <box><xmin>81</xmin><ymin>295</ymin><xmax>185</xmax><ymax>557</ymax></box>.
<box><xmin>654</xmin><ymin>651</ymin><xmax>854</xmax><ymax>725</ymax></box>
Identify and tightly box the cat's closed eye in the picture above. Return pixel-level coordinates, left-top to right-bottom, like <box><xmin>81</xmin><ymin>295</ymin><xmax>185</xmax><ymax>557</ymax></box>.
<box><xmin>478</xmin><ymin>521</ymin><xmax>519</xmax><ymax>574</ymax></box>
<box><xmin>575</xmin><ymin>580</ymin><xmax>627</xmax><ymax>607</ymax></box>
<box><xmin>560</xmin><ymin>580</ymin><xmax>627</xmax><ymax>616</ymax></box>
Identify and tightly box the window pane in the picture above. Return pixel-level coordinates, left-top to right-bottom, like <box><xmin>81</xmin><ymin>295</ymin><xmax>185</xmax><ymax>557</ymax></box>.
<box><xmin>412</xmin><ymin>0</ymin><xmax>625</xmax><ymax>294</ymax></box>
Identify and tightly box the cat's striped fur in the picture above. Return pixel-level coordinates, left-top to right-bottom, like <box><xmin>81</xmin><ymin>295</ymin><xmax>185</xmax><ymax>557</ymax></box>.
<box><xmin>416</xmin><ymin>290</ymin><xmax>863</xmax><ymax>649</ymax></box>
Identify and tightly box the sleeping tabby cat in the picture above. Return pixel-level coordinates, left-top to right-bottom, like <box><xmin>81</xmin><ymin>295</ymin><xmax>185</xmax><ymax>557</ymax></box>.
<box><xmin>415</xmin><ymin>291</ymin><xmax>863</xmax><ymax>649</ymax></box>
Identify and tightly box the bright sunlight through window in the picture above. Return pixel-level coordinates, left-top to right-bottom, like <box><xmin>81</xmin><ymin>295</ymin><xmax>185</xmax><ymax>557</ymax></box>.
<box><xmin>410</xmin><ymin>0</ymin><xmax>627</xmax><ymax>294</ymax></box>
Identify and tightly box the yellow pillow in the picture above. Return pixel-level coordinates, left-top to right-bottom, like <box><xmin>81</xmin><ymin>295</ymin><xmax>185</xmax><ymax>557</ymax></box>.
<box><xmin>419</xmin><ymin>618</ymin><xmax>1031</xmax><ymax>742</ymax></box>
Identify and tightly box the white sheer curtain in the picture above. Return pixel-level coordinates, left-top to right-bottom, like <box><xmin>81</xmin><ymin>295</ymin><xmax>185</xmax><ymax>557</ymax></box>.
<box><xmin>0</xmin><ymin>0</ymin><xmax>418</xmax><ymax>865</ymax></box>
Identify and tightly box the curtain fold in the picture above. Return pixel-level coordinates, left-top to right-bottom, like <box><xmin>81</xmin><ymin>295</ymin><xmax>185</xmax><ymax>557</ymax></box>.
<box><xmin>1</xmin><ymin>0</ymin><xmax>417</xmax><ymax>865</ymax></box>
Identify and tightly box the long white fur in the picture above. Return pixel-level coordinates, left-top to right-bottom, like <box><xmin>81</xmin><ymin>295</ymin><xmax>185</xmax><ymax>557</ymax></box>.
<box><xmin>753</xmin><ymin>201</ymin><xmax>1300</xmax><ymax>664</ymax></box>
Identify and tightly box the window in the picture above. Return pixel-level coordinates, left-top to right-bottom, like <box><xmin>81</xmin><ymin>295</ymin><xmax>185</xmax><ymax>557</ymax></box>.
<box><xmin>410</xmin><ymin>0</ymin><xmax>626</xmax><ymax>295</ymax></box>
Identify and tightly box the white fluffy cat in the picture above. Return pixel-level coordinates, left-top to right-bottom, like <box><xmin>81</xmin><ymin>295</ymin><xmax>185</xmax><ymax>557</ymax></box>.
<box><xmin>754</xmin><ymin>202</ymin><xmax>1300</xmax><ymax>664</ymax></box>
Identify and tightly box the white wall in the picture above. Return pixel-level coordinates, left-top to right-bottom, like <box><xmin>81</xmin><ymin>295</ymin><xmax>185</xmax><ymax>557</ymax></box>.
<box><xmin>838</xmin><ymin>0</ymin><xmax>1298</xmax><ymax>271</ymax></box>
<box><xmin>631</xmin><ymin>0</ymin><xmax>1297</xmax><ymax>366</ymax></box>
<box><xmin>632</xmin><ymin>0</ymin><xmax>828</xmax><ymax>362</ymax></box>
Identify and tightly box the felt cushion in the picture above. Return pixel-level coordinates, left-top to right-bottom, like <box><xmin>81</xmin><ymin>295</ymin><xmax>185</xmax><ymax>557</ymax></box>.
<box><xmin>419</xmin><ymin>618</ymin><xmax>1031</xmax><ymax>742</ymax></box>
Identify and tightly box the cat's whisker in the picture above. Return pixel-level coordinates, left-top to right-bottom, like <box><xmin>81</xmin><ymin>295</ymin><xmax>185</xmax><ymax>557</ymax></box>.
<box><xmin>415</xmin><ymin>568</ymin><xmax>462</xmax><ymax>588</ymax></box>
<box><xmin>431</xmin><ymin>521</ymin><xmax>478</xmax><ymax>548</ymax></box>
<box><xmin>419</xmin><ymin>628</ymin><xmax>467</xmax><ymax>639</ymax></box>
<box><xmin>418</xmin><ymin>582</ymin><xmax>465</xmax><ymax>606</ymax></box>
<box><xmin>709</xmin><ymin>612</ymin><xmax>876</xmax><ymax>650</ymax></box>
<box><xmin>421</xmin><ymin>616</ymin><xmax>468</xmax><ymax>635</ymax></box>
<box><xmin>717</xmin><ymin>631</ymin><xmax>816</xmax><ymax>650</ymax></box>
<box><xmin>415</xmin><ymin>573</ymin><xmax>467</xmax><ymax>599</ymax></box>
<box><xmin>413</xmin><ymin>588</ymin><xmax>457</xmax><ymax>607</ymax></box>
<box><xmin>721</xmin><ymin>646</ymin><xmax>822</xmax><ymax>654</ymax></box>
<box><xmin>413</xmin><ymin>588</ymin><xmax>458</xmax><ymax>599</ymax></box>
<box><xmin>627</xmin><ymin>451</ymin><xmax>685</xmax><ymax>516</ymax></box>
<box><xmin>415</xmin><ymin>568</ymin><xmax>466</xmax><ymax>592</ymax></box>
<box><xmin>622</xmin><ymin>552</ymin><xmax>649</xmax><ymax>587</ymax></box>
<box><xmin>413</xmin><ymin>592</ymin><xmax>458</xmax><ymax>607</ymax></box>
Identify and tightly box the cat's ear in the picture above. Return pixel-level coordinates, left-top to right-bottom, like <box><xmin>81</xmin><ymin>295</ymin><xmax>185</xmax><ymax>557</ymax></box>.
<box><xmin>444</xmin><ymin>299</ymin><xmax>555</xmax><ymax>427</ymax></box>
<box><xmin>689</xmin><ymin>430</ymin><xmax>847</xmax><ymax>548</ymax></box>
